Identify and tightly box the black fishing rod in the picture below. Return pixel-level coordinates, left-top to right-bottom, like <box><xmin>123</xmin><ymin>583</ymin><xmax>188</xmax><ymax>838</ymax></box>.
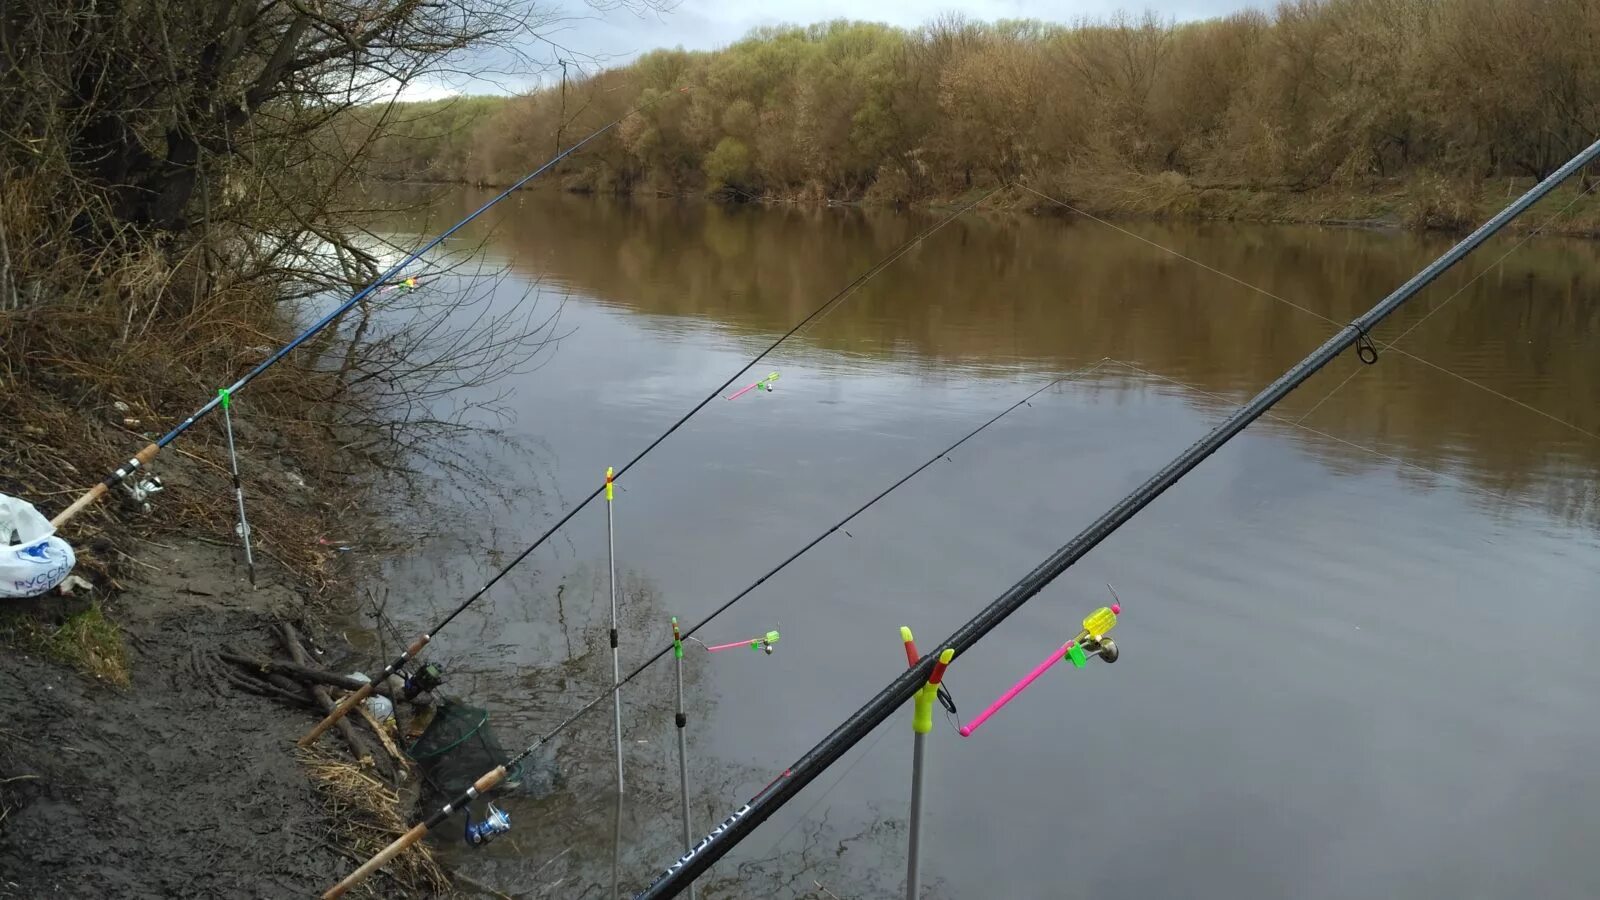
<box><xmin>48</xmin><ymin>91</ymin><xmax>684</xmax><ymax>531</ymax></box>
<box><xmin>300</xmin><ymin>188</ymin><xmax>1002</xmax><ymax>750</ymax></box>
<box><xmin>634</xmin><ymin>137</ymin><xmax>1600</xmax><ymax>898</ymax></box>
<box><xmin>320</xmin><ymin>357</ymin><xmax>1112</xmax><ymax>897</ymax></box>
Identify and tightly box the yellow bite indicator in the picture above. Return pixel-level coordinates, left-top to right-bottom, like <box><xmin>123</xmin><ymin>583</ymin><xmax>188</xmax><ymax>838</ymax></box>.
<box><xmin>1081</xmin><ymin>606</ymin><xmax>1117</xmax><ymax>639</ymax></box>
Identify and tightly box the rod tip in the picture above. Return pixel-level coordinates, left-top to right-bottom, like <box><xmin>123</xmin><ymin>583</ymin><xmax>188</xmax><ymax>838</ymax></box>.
<box><xmin>958</xmin><ymin>725</ymin><xmax>973</xmax><ymax>737</ymax></box>
<box><xmin>900</xmin><ymin>626</ymin><xmax>913</xmax><ymax>643</ymax></box>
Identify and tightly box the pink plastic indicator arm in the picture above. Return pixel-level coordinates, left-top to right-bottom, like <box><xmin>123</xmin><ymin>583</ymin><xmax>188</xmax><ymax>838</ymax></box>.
<box><xmin>957</xmin><ymin>643</ymin><xmax>1068</xmax><ymax>737</ymax></box>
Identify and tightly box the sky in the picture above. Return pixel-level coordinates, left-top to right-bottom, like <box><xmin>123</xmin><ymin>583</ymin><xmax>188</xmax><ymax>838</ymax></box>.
<box><xmin>396</xmin><ymin>0</ymin><xmax>1269</xmax><ymax>101</ymax></box>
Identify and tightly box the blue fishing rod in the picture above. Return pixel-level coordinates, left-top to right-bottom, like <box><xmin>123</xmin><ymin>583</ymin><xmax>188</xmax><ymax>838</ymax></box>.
<box><xmin>48</xmin><ymin>90</ymin><xmax>684</xmax><ymax>530</ymax></box>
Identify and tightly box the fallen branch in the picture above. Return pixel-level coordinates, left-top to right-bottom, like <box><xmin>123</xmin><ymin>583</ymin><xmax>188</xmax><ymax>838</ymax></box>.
<box><xmin>279</xmin><ymin>623</ymin><xmax>382</xmax><ymax>777</ymax></box>
<box><xmin>217</xmin><ymin>651</ymin><xmax>395</xmax><ymax>696</ymax></box>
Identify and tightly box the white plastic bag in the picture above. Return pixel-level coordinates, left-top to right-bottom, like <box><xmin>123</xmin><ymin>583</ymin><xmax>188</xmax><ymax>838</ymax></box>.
<box><xmin>0</xmin><ymin>493</ymin><xmax>76</xmax><ymax>599</ymax></box>
<box><xmin>347</xmin><ymin>672</ymin><xmax>396</xmax><ymax>723</ymax></box>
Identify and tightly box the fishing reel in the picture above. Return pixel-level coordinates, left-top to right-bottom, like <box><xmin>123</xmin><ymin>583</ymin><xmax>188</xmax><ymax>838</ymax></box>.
<box><xmin>464</xmin><ymin>801</ymin><xmax>511</xmax><ymax>847</ymax></box>
<box><xmin>119</xmin><ymin>475</ymin><xmax>164</xmax><ymax>513</ymax></box>
<box><xmin>400</xmin><ymin>661</ymin><xmax>445</xmax><ymax>701</ymax></box>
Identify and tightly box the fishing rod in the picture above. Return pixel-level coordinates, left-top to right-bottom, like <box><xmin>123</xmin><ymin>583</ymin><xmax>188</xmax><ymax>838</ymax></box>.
<box><xmin>634</xmin><ymin>137</ymin><xmax>1600</xmax><ymax>899</ymax></box>
<box><xmin>47</xmin><ymin>91</ymin><xmax>684</xmax><ymax>532</ymax></box>
<box><xmin>299</xmin><ymin>189</ymin><xmax>1002</xmax><ymax>750</ymax></box>
<box><xmin>321</xmin><ymin>358</ymin><xmax>1111</xmax><ymax>897</ymax></box>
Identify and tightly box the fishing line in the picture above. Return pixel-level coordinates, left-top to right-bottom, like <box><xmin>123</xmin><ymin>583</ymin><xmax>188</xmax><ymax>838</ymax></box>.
<box><xmin>498</xmin><ymin>358</ymin><xmax>1111</xmax><ymax>743</ymax></box>
<box><xmin>1105</xmin><ymin>359</ymin><xmax>1542</xmax><ymax>510</ymax></box>
<box><xmin>301</xmin><ymin>186</ymin><xmax>1005</xmax><ymax>750</ymax></box>
<box><xmin>50</xmin><ymin>89</ymin><xmax>688</xmax><ymax>530</ymax></box>
<box><xmin>633</xmin><ymin>136</ymin><xmax>1600</xmax><ymax>900</ymax></box>
<box><xmin>1014</xmin><ymin>182</ymin><xmax>1600</xmax><ymax>445</ymax></box>
<box><xmin>322</xmin><ymin>356</ymin><xmax>1111</xmax><ymax>895</ymax></box>
<box><xmin>766</xmin><ymin>718</ymin><xmax>894</xmax><ymax>859</ymax></box>
<box><xmin>1294</xmin><ymin>176</ymin><xmax>1600</xmax><ymax>428</ymax></box>
<box><xmin>487</xmin><ymin>357</ymin><xmax>1113</xmax><ymax>766</ymax></box>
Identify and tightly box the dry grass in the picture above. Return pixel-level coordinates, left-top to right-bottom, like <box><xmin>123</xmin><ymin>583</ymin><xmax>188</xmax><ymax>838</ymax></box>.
<box><xmin>300</xmin><ymin>751</ymin><xmax>450</xmax><ymax>896</ymax></box>
<box><xmin>0</xmin><ymin>270</ymin><xmax>364</xmax><ymax>602</ymax></box>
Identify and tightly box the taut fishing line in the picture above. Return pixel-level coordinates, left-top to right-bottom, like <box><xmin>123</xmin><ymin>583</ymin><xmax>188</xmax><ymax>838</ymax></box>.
<box><xmin>1292</xmin><ymin>175</ymin><xmax>1600</xmax><ymax>428</ymax></box>
<box><xmin>1013</xmin><ymin>182</ymin><xmax>1600</xmax><ymax>445</ymax></box>
<box><xmin>300</xmin><ymin>187</ymin><xmax>1005</xmax><ymax>750</ymax></box>
<box><xmin>322</xmin><ymin>356</ymin><xmax>1112</xmax><ymax>895</ymax></box>
<box><xmin>1105</xmin><ymin>359</ymin><xmax>1539</xmax><ymax>511</ymax></box>
<box><xmin>633</xmin><ymin>136</ymin><xmax>1600</xmax><ymax>900</ymax></box>
<box><xmin>49</xmin><ymin>89</ymin><xmax>688</xmax><ymax>531</ymax></box>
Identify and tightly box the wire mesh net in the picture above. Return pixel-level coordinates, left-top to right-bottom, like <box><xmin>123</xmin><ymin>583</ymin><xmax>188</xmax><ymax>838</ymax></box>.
<box><xmin>405</xmin><ymin>700</ymin><xmax>525</xmax><ymax>800</ymax></box>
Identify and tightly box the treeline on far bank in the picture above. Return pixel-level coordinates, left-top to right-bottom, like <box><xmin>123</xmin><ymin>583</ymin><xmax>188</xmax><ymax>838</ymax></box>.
<box><xmin>346</xmin><ymin>0</ymin><xmax>1600</xmax><ymax>228</ymax></box>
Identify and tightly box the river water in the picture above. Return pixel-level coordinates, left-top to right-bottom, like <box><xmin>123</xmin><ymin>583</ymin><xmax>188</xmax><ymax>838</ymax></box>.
<box><xmin>361</xmin><ymin>188</ymin><xmax>1600</xmax><ymax>899</ymax></box>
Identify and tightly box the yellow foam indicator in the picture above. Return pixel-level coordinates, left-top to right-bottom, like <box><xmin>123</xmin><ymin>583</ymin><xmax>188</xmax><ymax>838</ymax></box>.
<box><xmin>1081</xmin><ymin>606</ymin><xmax>1117</xmax><ymax>638</ymax></box>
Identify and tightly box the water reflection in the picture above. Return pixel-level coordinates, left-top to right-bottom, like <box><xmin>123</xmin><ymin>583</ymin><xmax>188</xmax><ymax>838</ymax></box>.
<box><xmin>388</xmin><ymin>187</ymin><xmax>1600</xmax><ymax>531</ymax></box>
<box><xmin>365</xmin><ymin>188</ymin><xmax>1600</xmax><ymax>900</ymax></box>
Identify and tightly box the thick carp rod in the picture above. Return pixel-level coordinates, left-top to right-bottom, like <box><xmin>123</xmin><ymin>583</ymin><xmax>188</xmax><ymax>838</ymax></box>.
<box><xmin>633</xmin><ymin>136</ymin><xmax>1600</xmax><ymax>898</ymax></box>
<box><xmin>48</xmin><ymin>91</ymin><xmax>685</xmax><ymax>531</ymax></box>
<box><xmin>299</xmin><ymin>188</ymin><xmax>1001</xmax><ymax>750</ymax></box>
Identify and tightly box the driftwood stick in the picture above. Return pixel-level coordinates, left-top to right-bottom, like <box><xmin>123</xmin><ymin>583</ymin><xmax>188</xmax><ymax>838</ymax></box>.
<box><xmin>218</xmin><ymin>652</ymin><xmax>396</xmax><ymax>696</ymax></box>
<box><xmin>279</xmin><ymin>623</ymin><xmax>380</xmax><ymax>775</ymax></box>
<box><xmin>218</xmin><ymin>644</ymin><xmax>306</xmax><ymax>696</ymax></box>
<box><xmin>217</xmin><ymin>662</ymin><xmax>317</xmax><ymax>707</ymax></box>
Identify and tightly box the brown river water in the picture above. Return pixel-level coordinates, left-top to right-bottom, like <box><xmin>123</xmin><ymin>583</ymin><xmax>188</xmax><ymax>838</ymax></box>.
<box><xmin>356</xmin><ymin>188</ymin><xmax>1600</xmax><ymax>899</ymax></box>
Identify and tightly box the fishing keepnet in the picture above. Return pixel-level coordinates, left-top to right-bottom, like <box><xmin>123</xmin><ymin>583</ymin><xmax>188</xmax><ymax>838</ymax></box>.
<box><xmin>405</xmin><ymin>701</ymin><xmax>530</xmax><ymax>800</ymax></box>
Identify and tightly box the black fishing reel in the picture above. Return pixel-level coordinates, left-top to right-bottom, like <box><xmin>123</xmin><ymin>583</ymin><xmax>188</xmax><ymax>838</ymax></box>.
<box><xmin>400</xmin><ymin>661</ymin><xmax>445</xmax><ymax>700</ymax></box>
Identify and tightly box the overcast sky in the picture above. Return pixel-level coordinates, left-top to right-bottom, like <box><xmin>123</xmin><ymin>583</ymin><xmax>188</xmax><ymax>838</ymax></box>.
<box><xmin>401</xmin><ymin>0</ymin><xmax>1269</xmax><ymax>100</ymax></box>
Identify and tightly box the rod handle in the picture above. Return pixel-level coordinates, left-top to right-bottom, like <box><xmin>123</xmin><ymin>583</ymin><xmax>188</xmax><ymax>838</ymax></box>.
<box><xmin>298</xmin><ymin>681</ymin><xmax>373</xmax><ymax>748</ymax></box>
<box><xmin>298</xmin><ymin>634</ymin><xmax>429</xmax><ymax>746</ymax></box>
<box><xmin>322</xmin><ymin>820</ymin><xmax>429</xmax><ymax>899</ymax></box>
<box><xmin>51</xmin><ymin>443</ymin><xmax>160</xmax><ymax>529</ymax></box>
<box><xmin>321</xmin><ymin>767</ymin><xmax>506</xmax><ymax>897</ymax></box>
